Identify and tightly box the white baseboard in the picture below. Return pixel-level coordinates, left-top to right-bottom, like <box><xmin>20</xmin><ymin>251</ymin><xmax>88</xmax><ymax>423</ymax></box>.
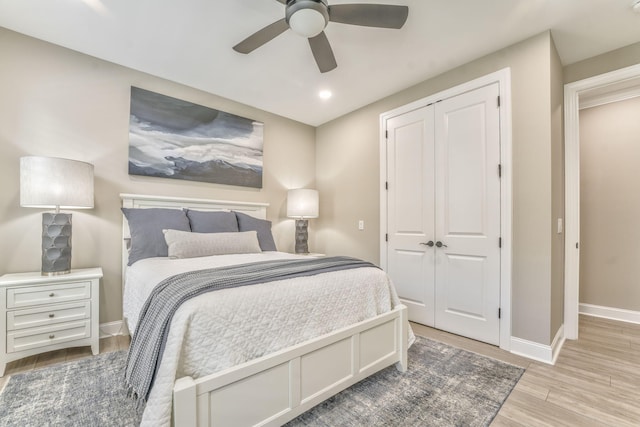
<box><xmin>509</xmin><ymin>324</ymin><xmax>565</xmax><ymax>365</ymax></box>
<box><xmin>579</xmin><ymin>303</ymin><xmax>640</xmax><ymax>324</ymax></box>
<box><xmin>99</xmin><ymin>320</ymin><xmax>128</xmax><ymax>338</ymax></box>
<box><xmin>550</xmin><ymin>324</ymin><xmax>565</xmax><ymax>364</ymax></box>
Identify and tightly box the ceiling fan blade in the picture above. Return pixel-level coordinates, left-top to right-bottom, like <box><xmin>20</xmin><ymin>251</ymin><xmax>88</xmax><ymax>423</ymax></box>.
<box><xmin>233</xmin><ymin>18</ymin><xmax>289</xmax><ymax>54</ymax></box>
<box><xmin>329</xmin><ymin>4</ymin><xmax>408</xmax><ymax>29</ymax></box>
<box><xmin>275</xmin><ymin>0</ymin><xmax>286</xmax><ymax>3</ymax></box>
<box><xmin>308</xmin><ymin>31</ymin><xmax>337</xmax><ymax>73</ymax></box>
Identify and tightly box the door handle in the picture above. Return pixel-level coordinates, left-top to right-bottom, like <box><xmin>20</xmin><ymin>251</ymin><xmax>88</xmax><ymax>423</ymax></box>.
<box><xmin>435</xmin><ymin>241</ymin><xmax>448</xmax><ymax>248</ymax></box>
<box><xmin>420</xmin><ymin>241</ymin><xmax>434</xmax><ymax>247</ymax></box>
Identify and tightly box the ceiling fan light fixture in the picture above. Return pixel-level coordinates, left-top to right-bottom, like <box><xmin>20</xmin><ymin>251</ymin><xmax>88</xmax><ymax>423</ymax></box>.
<box><xmin>286</xmin><ymin>0</ymin><xmax>329</xmax><ymax>38</ymax></box>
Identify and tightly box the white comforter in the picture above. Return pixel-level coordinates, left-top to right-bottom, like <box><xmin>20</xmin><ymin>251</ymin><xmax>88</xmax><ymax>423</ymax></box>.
<box><xmin>124</xmin><ymin>252</ymin><xmax>411</xmax><ymax>426</ymax></box>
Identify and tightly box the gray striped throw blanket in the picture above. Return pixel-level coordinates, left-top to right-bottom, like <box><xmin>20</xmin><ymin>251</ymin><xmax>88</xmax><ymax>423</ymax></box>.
<box><xmin>125</xmin><ymin>256</ymin><xmax>378</xmax><ymax>403</ymax></box>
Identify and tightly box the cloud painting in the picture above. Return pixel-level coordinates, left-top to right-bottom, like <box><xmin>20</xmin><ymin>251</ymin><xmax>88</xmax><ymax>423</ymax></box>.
<box><xmin>128</xmin><ymin>87</ymin><xmax>263</xmax><ymax>188</ymax></box>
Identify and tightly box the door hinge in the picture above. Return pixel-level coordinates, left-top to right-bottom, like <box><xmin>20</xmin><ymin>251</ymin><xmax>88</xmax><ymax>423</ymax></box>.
<box><xmin>498</xmin><ymin>164</ymin><xmax>502</xmax><ymax>178</ymax></box>
<box><xmin>498</xmin><ymin>308</ymin><xmax>502</xmax><ymax>319</ymax></box>
<box><xmin>576</xmin><ymin>242</ymin><xmax>579</xmax><ymax>249</ymax></box>
<box><xmin>497</xmin><ymin>96</ymin><xmax>501</xmax><ymax>107</ymax></box>
<box><xmin>385</xmin><ymin>130</ymin><xmax>388</xmax><ymax>139</ymax></box>
<box><xmin>385</xmin><ymin>181</ymin><xmax>388</xmax><ymax>190</ymax></box>
<box><xmin>385</xmin><ymin>233</ymin><xmax>388</xmax><ymax>242</ymax></box>
<box><xmin>499</xmin><ymin>237</ymin><xmax>502</xmax><ymax>248</ymax></box>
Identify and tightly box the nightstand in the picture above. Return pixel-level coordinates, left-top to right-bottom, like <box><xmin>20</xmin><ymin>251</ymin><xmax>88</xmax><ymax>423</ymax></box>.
<box><xmin>0</xmin><ymin>267</ymin><xmax>102</xmax><ymax>377</ymax></box>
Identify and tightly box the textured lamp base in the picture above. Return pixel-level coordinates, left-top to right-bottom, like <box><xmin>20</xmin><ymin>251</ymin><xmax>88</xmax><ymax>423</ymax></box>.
<box><xmin>294</xmin><ymin>219</ymin><xmax>309</xmax><ymax>254</ymax></box>
<box><xmin>42</xmin><ymin>213</ymin><xmax>72</xmax><ymax>276</ymax></box>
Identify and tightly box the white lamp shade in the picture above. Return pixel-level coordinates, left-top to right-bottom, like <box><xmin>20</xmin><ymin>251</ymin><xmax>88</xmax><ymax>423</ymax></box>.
<box><xmin>289</xmin><ymin>8</ymin><xmax>326</xmax><ymax>37</ymax></box>
<box><xmin>20</xmin><ymin>156</ymin><xmax>94</xmax><ymax>209</ymax></box>
<box><xmin>287</xmin><ymin>189</ymin><xmax>319</xmax><ymax>218</ymax></box>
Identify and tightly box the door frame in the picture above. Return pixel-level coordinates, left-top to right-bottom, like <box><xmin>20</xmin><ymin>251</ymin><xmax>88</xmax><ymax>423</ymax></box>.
<box><xmin>379</xmin><ymin>68</ymin><xmax>513</xmax><ymax>350</ymax></box>
<box><xmin>564</xmin><ymin>63</ymin><xmax>640</xmax><ymax>340</ymax></box>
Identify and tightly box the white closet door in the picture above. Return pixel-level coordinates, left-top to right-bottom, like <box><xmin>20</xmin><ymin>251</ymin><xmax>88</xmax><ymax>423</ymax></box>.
<box><xmin>386</xmin><ymin>105</ymin><xmax>436</xmax><ymax>326</ymax></box>
<box><xmin>434</xmin><ymin>83</ymin><xmax>501</xmax><ymax>345</ymax></box>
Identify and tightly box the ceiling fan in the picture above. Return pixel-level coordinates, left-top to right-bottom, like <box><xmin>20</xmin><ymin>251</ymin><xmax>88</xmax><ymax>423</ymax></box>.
<box><xmin>233</xmin><ymin>0</ymin><xmax>409</xmax><ymax>73</ymax></box>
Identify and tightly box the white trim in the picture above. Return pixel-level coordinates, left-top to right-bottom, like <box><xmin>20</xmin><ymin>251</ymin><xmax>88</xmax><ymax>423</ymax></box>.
<box><xmin>579</xmin><ymin>85</ymin><xmax>640</xmax><ymax>110</ymax></box>
<box><xmin>550</xmin><ymin>324</ymin><xmax>566</xmax><ymax>365</ymax></box>
<box><xmin>564</xmin><ymin>82</ymin><xmax>580</xmax><ymax>340</ymax></box>
<box><xmin>580</xmin><ymin>303</ymin><xmax>640</xmax><ymax>325</ymax></box>
<box><xmin>498</xmin><ymin>69</ymin><xmax>513</xmax><ymax>352</ymax></box>
<box><xmin>99</xmin><ymin>320</ymin><xmax>127</xmax><ymax>338</ymax></box>
<box><xmin>119</xmin><ymin>193</ymin><xmax>270</xmax><ymax>209</ymax></box>
<box><xmin>379</xmin><ymin>68</ymin><xmax>512</xmax><ymax>351</ymax></box>
<box><xmin>510</xmin><ymin>325</ymin><xmax>564</xmax><ymax>365</ymax></box>
<box><xmin>564</xmin><ymin>63</ymin><xmax>640</xmax><ymax>340</ymax></box>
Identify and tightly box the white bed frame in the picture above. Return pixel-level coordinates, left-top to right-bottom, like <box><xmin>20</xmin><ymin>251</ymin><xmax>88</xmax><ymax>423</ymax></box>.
<box><xmin>120</xmin><ymin>193</ymin><xmax>408</xmax><ymax>427</ymax></box>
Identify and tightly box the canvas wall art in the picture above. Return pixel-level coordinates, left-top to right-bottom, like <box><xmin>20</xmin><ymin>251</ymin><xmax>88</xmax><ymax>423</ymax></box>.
<box><xmin>128</xmin><ymin>87</ymin><xmax>264</xmax><ymax>188</ymax></box>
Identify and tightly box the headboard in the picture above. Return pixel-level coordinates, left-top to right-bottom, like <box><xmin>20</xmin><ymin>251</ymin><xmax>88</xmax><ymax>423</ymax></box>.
<box><xmin>120</xmin><ymin>193</ymin><xmax>270</xmax><ymax>314</ymax></box>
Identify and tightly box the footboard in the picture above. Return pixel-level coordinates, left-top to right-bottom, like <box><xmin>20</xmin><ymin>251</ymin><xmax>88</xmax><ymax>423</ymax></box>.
<box><xmin>173</xmin><ymin>304</ymin><xmax>408</xmax><ymax>427</ymax></box>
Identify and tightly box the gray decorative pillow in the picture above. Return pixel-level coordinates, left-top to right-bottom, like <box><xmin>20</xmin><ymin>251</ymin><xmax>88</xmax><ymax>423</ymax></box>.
<box><xmin>235</xmin><ymin>211</ymin><xmax>277</xmax><ymax>251</ymax></box>
<box><xmin>185</xmin><ymin>210</ymin><xmax>239</xmax><ymax>233</ymax></box>
<box><xmin>122</xmin><ymin>208</ymin><xmax>191</xmax><ymax>265</ymax></box>
<box><xmin>163</xmin><ymin>229</ymin><xmax>262</xmax><ymax>259</ymax></box>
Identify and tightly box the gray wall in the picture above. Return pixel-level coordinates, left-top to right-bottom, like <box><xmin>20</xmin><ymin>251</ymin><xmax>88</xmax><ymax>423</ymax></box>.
<box><xmin>550</xmin><ymin>37</ymin><xmax>565</xmax><ymax>341</ymax></box>
<box><xmin>8</xmin><ymin>25</ymin><xmax>618</xmax><ymax>347</ymax></box>
<box><xmin>564</xmin><ymin>41</ymin><xmax>640</xmax><ymax>84</ymax></box>
<box><xmin>315</xmin><ymin>31</ymin><xmax>562</xmax><ymax>346</ymax></box>
<box><xmin>579</xmin><ymin>96</ymin><xmax>640</xmax><ymax>311</ymax></box>
<box><xmin>0</xmin><ymin>28</ymin><xmax>316</xmax><ymax>324</ymax></box>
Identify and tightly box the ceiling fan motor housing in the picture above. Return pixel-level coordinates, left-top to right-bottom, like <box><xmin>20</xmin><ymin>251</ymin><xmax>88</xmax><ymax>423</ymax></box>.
<box><xmin>286</xmin><ymin>0</ymin><xmax>329</xmax><ymax>38</ymax></box>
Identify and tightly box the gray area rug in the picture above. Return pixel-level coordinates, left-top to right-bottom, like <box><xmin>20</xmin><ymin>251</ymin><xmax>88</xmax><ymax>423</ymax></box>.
<box><xmin>0</xmin><ymin>351</ymin><xmax>140</xmax><ymax>427</ymax></box>
<box><xmin>0</xmin><ymin>336</ymin><xmax>523</xmax><ymax>427</ymax></box>
<box><xmin>287</xmin><ymin>336</ymin><xmax>524</xmax><ymax>426</ymax></box>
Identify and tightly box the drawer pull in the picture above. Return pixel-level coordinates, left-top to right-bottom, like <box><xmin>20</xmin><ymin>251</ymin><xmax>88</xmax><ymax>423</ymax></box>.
<box><xmin>48</xmin><ymin>313</ymin><xmax>55</xmax><ymax>318</ymax></box>
<box><xmin>49</xmin><ymin>293</ymin><xmax>55</xmax><ymax>297</ymax></box>
<box><xmin>49</xmin><ymin>334</ymin><xmax>55</xmax><ymax>339</ymax></box>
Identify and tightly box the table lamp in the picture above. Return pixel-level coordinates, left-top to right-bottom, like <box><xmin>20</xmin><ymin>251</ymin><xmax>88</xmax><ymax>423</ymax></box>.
<box><xmin>287</xmin><ymin>188</ymin><xmax>319</xmax><ymax>254</ymax></box>
<box><xmin>20</xmin><ymin>156</ymin><xmax>94</xmax><ymax>276</ymax></box>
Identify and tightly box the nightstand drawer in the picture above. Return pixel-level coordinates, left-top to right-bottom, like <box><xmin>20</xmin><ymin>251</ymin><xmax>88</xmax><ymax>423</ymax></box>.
<box><xmin>7</xmin><ymin>301</ymin><xmax>91</xmax><ymax>331</ymax></box>
<box><xmin>6</xmin><ymin>320</ymin><xmax>91</xmax><ymax>354</ymax></box>
<box><xmin>6</xmin><ymin>282</ymin><xmax>91</xmax><ymax>309</ymax></box>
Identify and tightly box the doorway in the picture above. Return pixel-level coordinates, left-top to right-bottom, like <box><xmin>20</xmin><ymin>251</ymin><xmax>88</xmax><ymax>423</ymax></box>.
<box><xmin>564</xmin><ymin>63</ymin><xmax>640</xmax><ymax>339</ymax></box>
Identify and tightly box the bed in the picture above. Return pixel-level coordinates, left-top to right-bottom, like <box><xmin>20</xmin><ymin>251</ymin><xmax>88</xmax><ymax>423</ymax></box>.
<box><xmin>120</xmin><ymin>193</ymin><xmax>411</xmax><ymax>427</ymax></box>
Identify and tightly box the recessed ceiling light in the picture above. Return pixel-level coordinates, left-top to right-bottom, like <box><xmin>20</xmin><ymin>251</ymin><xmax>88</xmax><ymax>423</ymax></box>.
<box><xmin>81</xmin><ymin>0</ymin><xmax>108</xmax><ymax>14</ymax></box>
<box><xmin>319</xmin><ymin>90</ymin><xmax>332</xmax><ymax>100</ymax></box>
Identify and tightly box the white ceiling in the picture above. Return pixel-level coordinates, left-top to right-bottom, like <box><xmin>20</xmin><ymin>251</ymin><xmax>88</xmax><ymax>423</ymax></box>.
<box><xmin>1</xmin><ymin>0</ymin><xmax>639</xmax><ymax>126</ymax></box>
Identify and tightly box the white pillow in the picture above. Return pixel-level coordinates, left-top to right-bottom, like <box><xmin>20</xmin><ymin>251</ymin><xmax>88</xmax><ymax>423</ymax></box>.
<box><xmin>163</xmin><ymin>229</ymin><xmax>262</xmax><ymax>259</ymax></box>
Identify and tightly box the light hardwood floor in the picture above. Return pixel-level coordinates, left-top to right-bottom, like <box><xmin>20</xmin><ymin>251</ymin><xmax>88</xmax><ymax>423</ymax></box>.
<box><xmin>1</xmin><ymin>316</ymin><xmax>639</xmax><ymax>426</ymax></box>
<box><xmin>413</xmin><ymin>315</ymin><xmax>640</xmax><ymax>426</ymax></box>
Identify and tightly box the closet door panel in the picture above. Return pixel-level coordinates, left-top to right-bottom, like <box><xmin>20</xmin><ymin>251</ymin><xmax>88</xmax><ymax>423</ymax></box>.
<box><xmin>385</xmin><ymin>105</ymin><xmax>435</xmax><ymax>326</ymax></box>
<box><xmin>434</xmin><ymin>83</ymin><xmax>501</xmax><ymax>345</ymax></box>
